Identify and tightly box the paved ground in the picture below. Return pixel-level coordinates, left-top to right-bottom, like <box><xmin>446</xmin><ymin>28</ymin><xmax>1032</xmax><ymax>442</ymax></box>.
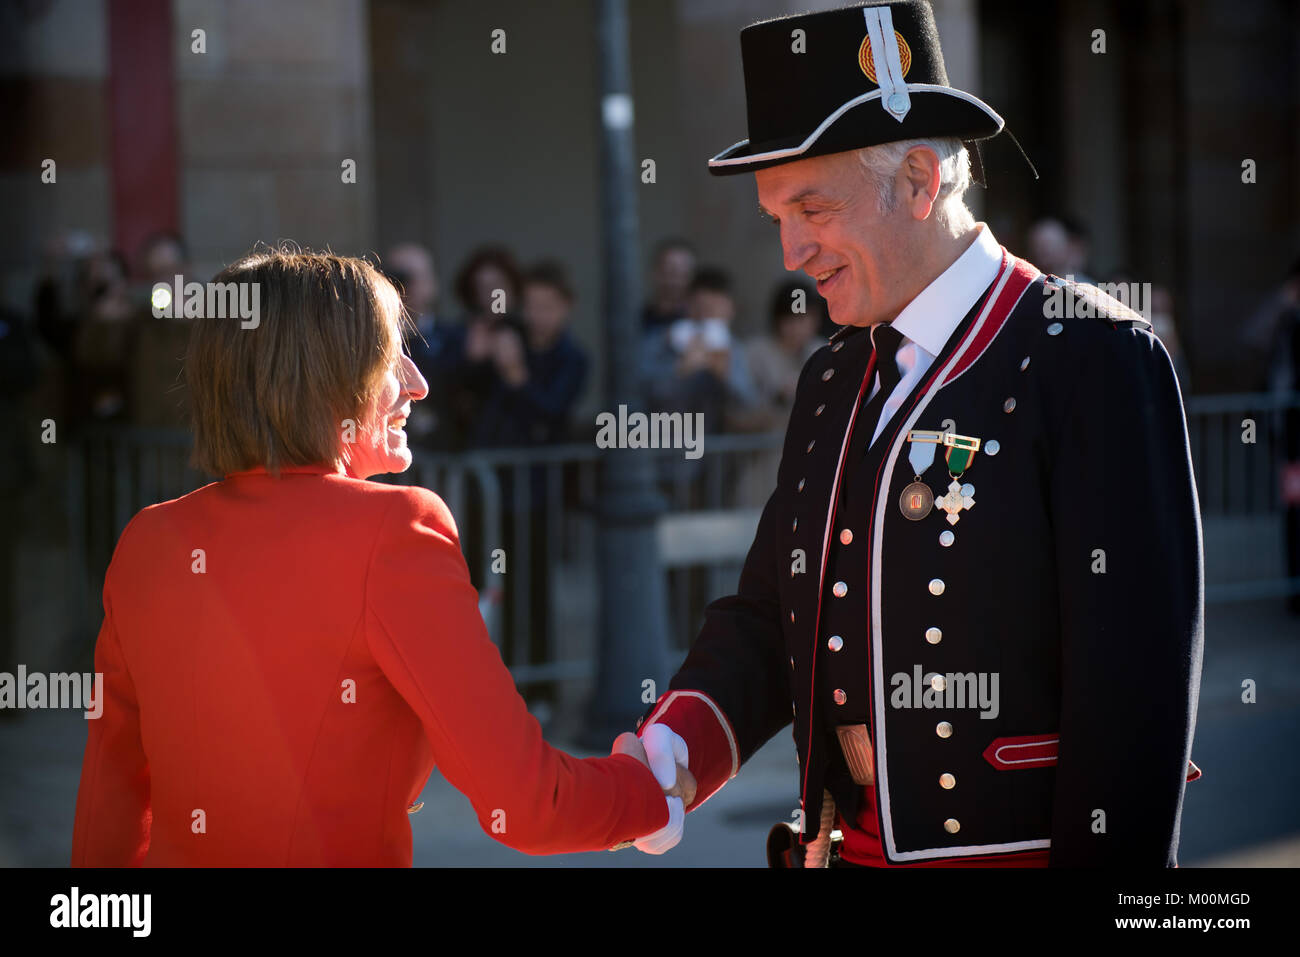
<box><xmin>2</xmin><ymin>594</ymin><xmax>1296</xmax><ymax>868</ymax></box>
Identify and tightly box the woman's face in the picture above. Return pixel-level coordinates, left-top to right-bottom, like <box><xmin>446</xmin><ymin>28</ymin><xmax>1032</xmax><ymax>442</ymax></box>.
<box><xmin>345</xmin><ymin>352</ymin><xmax>428</xmax><ymax>479</ymax></box>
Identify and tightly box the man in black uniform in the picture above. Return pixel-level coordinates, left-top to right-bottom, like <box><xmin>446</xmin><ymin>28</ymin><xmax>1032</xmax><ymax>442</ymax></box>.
<box><xmin>624</xmin><ymin>0</ymin><xmax>1203</xmax><ymax>867</ymax></box>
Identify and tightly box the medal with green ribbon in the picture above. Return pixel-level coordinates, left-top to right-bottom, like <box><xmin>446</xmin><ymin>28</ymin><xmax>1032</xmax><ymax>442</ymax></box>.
<box><xmin>937</xmin><ymin>432</ymin><xmax>980</xmax><ymax>525</ymax></box>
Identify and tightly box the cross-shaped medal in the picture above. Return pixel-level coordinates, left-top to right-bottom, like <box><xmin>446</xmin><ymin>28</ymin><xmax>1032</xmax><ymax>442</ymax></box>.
<box><xmin>937</xmin><ymin>478</ymin><xmax>975</xmax><ymax>525</ymax></box>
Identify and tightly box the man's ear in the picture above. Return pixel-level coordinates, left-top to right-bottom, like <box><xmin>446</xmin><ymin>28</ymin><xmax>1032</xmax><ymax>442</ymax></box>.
<box><xmin>903</xmin><ymin>146</ymin><xmax>942</xmax><ymax>221</ymax></box>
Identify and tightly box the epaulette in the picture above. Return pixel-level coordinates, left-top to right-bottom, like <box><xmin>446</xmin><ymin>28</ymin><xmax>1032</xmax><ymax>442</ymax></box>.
<box><xmin>1042</xmin><ymin>274</ymin><xmax>1151</xmax><ymax>329</ymax></box>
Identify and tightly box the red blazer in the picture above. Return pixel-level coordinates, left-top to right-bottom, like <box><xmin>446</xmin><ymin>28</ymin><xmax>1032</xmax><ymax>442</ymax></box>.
<box><xmin>71</xmin><ymin>465</ymin><xmax>667</xmax><ymax>866</ymax></box>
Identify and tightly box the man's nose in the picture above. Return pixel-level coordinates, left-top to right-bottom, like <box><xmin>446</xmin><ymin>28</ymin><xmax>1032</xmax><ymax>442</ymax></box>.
<box><xmin>399</xmin><ymin>353</ymin><xmax>429</xmax><ymax>400</ymax></box>
<box><xmin>781</xmin><ymin>222</ymin><xmax>816</xmax><ymax>272</ymax></box>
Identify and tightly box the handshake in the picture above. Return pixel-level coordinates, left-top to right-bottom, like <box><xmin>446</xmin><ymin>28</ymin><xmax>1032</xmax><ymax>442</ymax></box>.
<box><xmin>610</xmin><ymin>725</ymin><xmax>696</xmax><ymax>855</ymax></box>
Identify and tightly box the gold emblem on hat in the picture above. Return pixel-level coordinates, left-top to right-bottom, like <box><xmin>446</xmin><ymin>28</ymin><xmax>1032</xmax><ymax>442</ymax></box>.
<box><xmin>858</xmin><ymin>30</ymin><xmax>912</xmax><ymax>83</ymax></box>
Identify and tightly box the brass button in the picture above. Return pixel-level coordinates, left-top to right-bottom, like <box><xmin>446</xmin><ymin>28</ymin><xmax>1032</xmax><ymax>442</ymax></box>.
<box><xmin>928</xmin><ymin>578</ymin><xmax>945</xmax><ymax>596</ymax></box>
<box><xmin>925</xmin><ymin>627</ymin><xmax>942</xmax><ymax>645</ymax></box>
<box><xmin>936</xmin><ymin>721</ymin><xmax>953</xmax><ymax>738</ymax></box>
<box><xmin>944</xmin><ymin>818</ymin><xmax>961</xmax><ymax>834</ymax></box>
<box><xmin>828</xmin><ymin>635</ymin><xmax>843</xmax><ymax>652</ymax></box>
<box><xmin>407</xmin><ymin>802</ymin><xmax>425</xmax><ymax>814</ymax></box>
<box><xmin>833</xmin><ymin>581</ymin><xmax>848</xmax><ymax>598</ymax></box>
<box><xmin>939</xmin><ymin>773</ymin><xmax>956</xmax><ymax>790</ymax></box>
<box><xmin>833</xmin><ymin>689</ymin><xmax>847</xmax><ymax>705</ymax></box>
<box><xmin>840</xmin><ymin>528</ymin><xmax>853</xmax><ymax>545</ymax></box>
<box><xmin>939</xmin><ymin>530</ymin><xmax>955</xmax><ymax>547</ymax></box>
<box><xmin>1003</xmin><ymin>397</ymin><xmax>1016</xmax><ymax>413</ymax></box>
<box><xmin>821</xmin><ymin>368</ymin><xmax>835</xmax><ymax>382</ymax></box>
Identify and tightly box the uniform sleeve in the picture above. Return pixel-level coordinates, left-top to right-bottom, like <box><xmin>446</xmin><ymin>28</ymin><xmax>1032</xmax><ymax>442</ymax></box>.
<box><xmin>1047</xmin><ymin>322</ymin><xmax>1204</xmax><ymax>866</ymax></box>
<box><xmin>365</xmin><ymin>489</ymin><xmax>669</xmax><ymax>854</ymax></box>
<box><xmin>638</xmin><ymin>360</ymin><xmax>819</xmax><ymax>810</ymax></box>
<box><xmin>71</xmin><ymin>589</ymin><xmax>152</xmax><ymax>867</ymax></box>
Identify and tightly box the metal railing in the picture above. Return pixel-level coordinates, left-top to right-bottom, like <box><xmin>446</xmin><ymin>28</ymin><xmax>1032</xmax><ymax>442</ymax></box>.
<box><xmin>64</xmin><ymin>392</ymin><xmax>1300</xmax><ymax>690</ymax></box>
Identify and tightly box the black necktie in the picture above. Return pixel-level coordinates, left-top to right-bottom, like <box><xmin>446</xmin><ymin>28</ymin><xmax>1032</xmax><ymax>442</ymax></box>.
<box><xmin>853</xmin><ymin>322</ymin><xmax>905</xmax><ymax>456</ymax></box>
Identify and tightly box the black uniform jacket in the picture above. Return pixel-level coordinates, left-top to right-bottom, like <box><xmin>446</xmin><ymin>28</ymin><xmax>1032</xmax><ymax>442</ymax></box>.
<box><xmin>638</xmin><ymin>250</ymin><xmax>1204</xmax><ymax>867</ymax></box>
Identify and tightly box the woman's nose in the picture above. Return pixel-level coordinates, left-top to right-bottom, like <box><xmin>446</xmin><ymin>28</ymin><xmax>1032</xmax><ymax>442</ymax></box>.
<box><xmin>399</xmin><ymin>354</ymin><xmax>429</xmax><ymax>400</ymax></box>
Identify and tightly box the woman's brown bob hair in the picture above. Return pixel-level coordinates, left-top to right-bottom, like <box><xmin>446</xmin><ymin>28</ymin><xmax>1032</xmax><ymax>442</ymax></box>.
<box><xmin>186</xmin><ymin>245</ymin><xmax>408</xmax><ymax>477</ymax></box>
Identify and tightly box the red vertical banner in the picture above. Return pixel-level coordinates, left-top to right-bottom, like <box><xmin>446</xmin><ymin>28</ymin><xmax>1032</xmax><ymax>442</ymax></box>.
<box><xmin>107</xmin><ymin>0</ymin><xmax>178</xmax><ymax>269</ymax></box>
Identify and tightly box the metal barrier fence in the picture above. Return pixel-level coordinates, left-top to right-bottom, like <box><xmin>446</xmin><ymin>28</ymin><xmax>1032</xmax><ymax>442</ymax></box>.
<box><xmin>66</xmin><ymin>392</ymin><xmax>1300</xmax><ymax>688</ymax></box>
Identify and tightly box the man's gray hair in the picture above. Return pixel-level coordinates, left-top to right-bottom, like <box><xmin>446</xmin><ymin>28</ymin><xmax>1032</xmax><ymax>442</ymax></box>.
<box><xmin>856</xmin><ymin>137</ymin><xmax>974</xmax><ymax>232</ymax></box>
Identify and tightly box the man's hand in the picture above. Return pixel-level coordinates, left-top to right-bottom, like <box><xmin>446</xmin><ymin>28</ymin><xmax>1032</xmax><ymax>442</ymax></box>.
<box><xmin>611</xmin><ymin>725</ymin><xmax>694</xmax><ymax>854</ymax></box>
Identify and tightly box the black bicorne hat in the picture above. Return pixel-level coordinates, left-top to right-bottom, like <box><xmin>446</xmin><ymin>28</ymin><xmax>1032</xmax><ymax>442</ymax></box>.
<box><xmin>708</xmin><ymin>0</ymin><xmax>1003</xmax><ymax>177</ymax></box>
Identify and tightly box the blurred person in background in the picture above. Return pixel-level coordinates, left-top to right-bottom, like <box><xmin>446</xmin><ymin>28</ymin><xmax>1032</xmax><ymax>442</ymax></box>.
<box><xmin>68</xmin><ymin>249</ymin><xmax>136</xmax><ymax>427</ymax></box>
<box><xmin>641</xmin><ymin>237</ymin><xmax>697</xmax><ymax>331</ymax></box>
<box><xmin>643</xmin><ymin>265</ymin><xmax>760</xmax><ymax>435</ymax></box>
<box><xmin>449</xmin><ymin>245</ymin><xmax>524</xmax><ymax>450</ymax></box>
<box><xmin>737</xmin><ymin>278</ymin><xmax>827</xmax><ymax>431</ymax></box>
<box><xmin>70</xmin><ymin>247</ymin><xmax>683</xmax><ymax>866</ymax></box>
<box><xmin>1028</xmin><ymin>214</ymin><xmax>1094</xmax><ymax>285</ymax></box>
<box><xmin>130</xmin><ymin>231</ymin><xmax>193</xmax><ymax>429</ymax></box>
<box><xmin>383</xmin><ymin>242</ymin><xmax>462</xmax><ymax>450</ymax></box>
<box><xmin>471</xmin><ymin>260</ymin><xmax>589</xmax><ymax>448</ymax></box>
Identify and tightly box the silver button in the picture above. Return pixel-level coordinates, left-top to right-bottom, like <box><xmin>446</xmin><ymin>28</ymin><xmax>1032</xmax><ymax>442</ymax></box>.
<box><xmin>815</xmin><ymin>403</ymin><xmax>825</xmax><ymax>416</ymax></box>
<box><xmin>1020</xmin><ymin>356</ymin><xmax>1031</xmax><ymax>371</ymax></box>
<box><xmin>833</xmin><ymin>689</ymin><xmax>847</xmax><ymax>705</ymax></box>
<box><xmin>925</xmin><ymin>626</ymin><xmax>942</xmax><ymax>645</ymax></box>
<box><xmin>821</xmin><ymin>368</ymin><xmax>835</xmax><ymax>382</ymax></box>
<box><xmin>790</xmin><ymin>610</ymin><xmax>795</xmax><ymax>623</ymax></box>
<box><xmin>928</xmin><ymin>578</ymin><xmax>945</xmax><ymax>596</ymax></box>
<box><xmin>985</xmin><ymin>439</ymin><xmax>1000</xmax><ymax>455</ymax></box>
<box><xmin>887</xmin><ymin>92</ymin><xmax>909</xmax><ymax>113</ymax></box>
<box><xmin>792</xmin><ymin>517</ymin><xmax>798</xmax><ymax>532</ymax></box>
<box><xmin>939</xmin><ymin>773</ymin><xmax>956</xmax><ymax>790</ymax></box>
<box><xmin>944</xmin><ymin>818</ymin><xmax>961</xmax><ymax>834</ymax></box>
<box><xmin>797</xmin><ymin>478</ymin><xmax>806</xmax><ymax>492</ymax></box>
<box><xmin>840</xmin><ymin>528</ymin><xmax>853</xmax><ymax>545</ymax></box>
<box><xmin>939</xmin><ymin>530</ymin><xmax>955</xmax><ymax>547</ymax></box>
<box><xmin>930</xmin><ymin>673</ymin><xmax>947</xmax><ymax>692</ymax></box>
<box><xmin>936</xmin><ymin>721</ymin><xmax>953</xmax><ymax>738</ymax></box>
<box><xmin>828</xmin><ymin>635</ymin><xmax>843</xmax><ymax>652</ymax></box>
<box><xmin>832</xmin><ymin>341</ymin><xmax>844</xmax><ymax>352</ymax></box>
<box><xmin>1003</xmin><ymin>397</ymin><xmax>1016</xmax><ymax>413</ymax></box>
<box><xmin>790</xmin><ymin>656</ymin><xmax>795</xmax><ymax>670</ymax></box>
<box><xmin>1047</xmin><ymin>322</ymin><xmax>1063</xmax><ymax>336</ymax></box>
<box><xmin>960</xmin><ymin>483</ymin><xmax>974</xmax><ymax>497</ymax></box>
<box><xmin>832</xmin><ymin>581</ymin><xmax>848</xmax><ymax>598</ymax></box>
<box><xmin>806</xmin><ymin>440</ymin><xmax>815</xmax><ymax>453</ymax></box>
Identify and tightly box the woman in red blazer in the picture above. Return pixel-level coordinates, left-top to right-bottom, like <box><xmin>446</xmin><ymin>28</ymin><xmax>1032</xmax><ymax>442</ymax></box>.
<box><xmin>71</xmin><ymin>249</ymin><xmax>675</xmax><ymax>866</ymax></box>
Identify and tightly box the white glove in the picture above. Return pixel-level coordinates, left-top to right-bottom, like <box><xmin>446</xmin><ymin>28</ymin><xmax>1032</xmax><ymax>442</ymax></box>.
<box><xmin>633</xmin><ymin>724</ymin><xmax>690</xmax><ymax>855</ymax></box>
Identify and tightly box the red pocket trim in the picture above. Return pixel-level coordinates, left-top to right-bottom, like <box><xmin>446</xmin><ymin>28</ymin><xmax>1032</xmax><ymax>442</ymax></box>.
<box><xmin>983</xmin><ymin>735</ymin><xmax>1204</xmax><ymax>782</ymax></box>
<box><xmin>982</xmin><ymin>734</ymin><xmax>1059</xmax><ymax>769</ymax></box>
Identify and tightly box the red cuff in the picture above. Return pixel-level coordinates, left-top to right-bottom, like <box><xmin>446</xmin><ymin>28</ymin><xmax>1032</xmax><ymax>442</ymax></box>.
<box><xmin>639</xmin><ymin>691</ymin><xmax>739</xmax><ymax>812</ymax></box>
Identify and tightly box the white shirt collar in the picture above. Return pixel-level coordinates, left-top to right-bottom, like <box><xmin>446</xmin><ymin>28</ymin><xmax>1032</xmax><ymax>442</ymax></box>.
<box><xmin>888</xmin><ymin>224</ymin><xmax>1002</xmax><ymax>357</ymax></box>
